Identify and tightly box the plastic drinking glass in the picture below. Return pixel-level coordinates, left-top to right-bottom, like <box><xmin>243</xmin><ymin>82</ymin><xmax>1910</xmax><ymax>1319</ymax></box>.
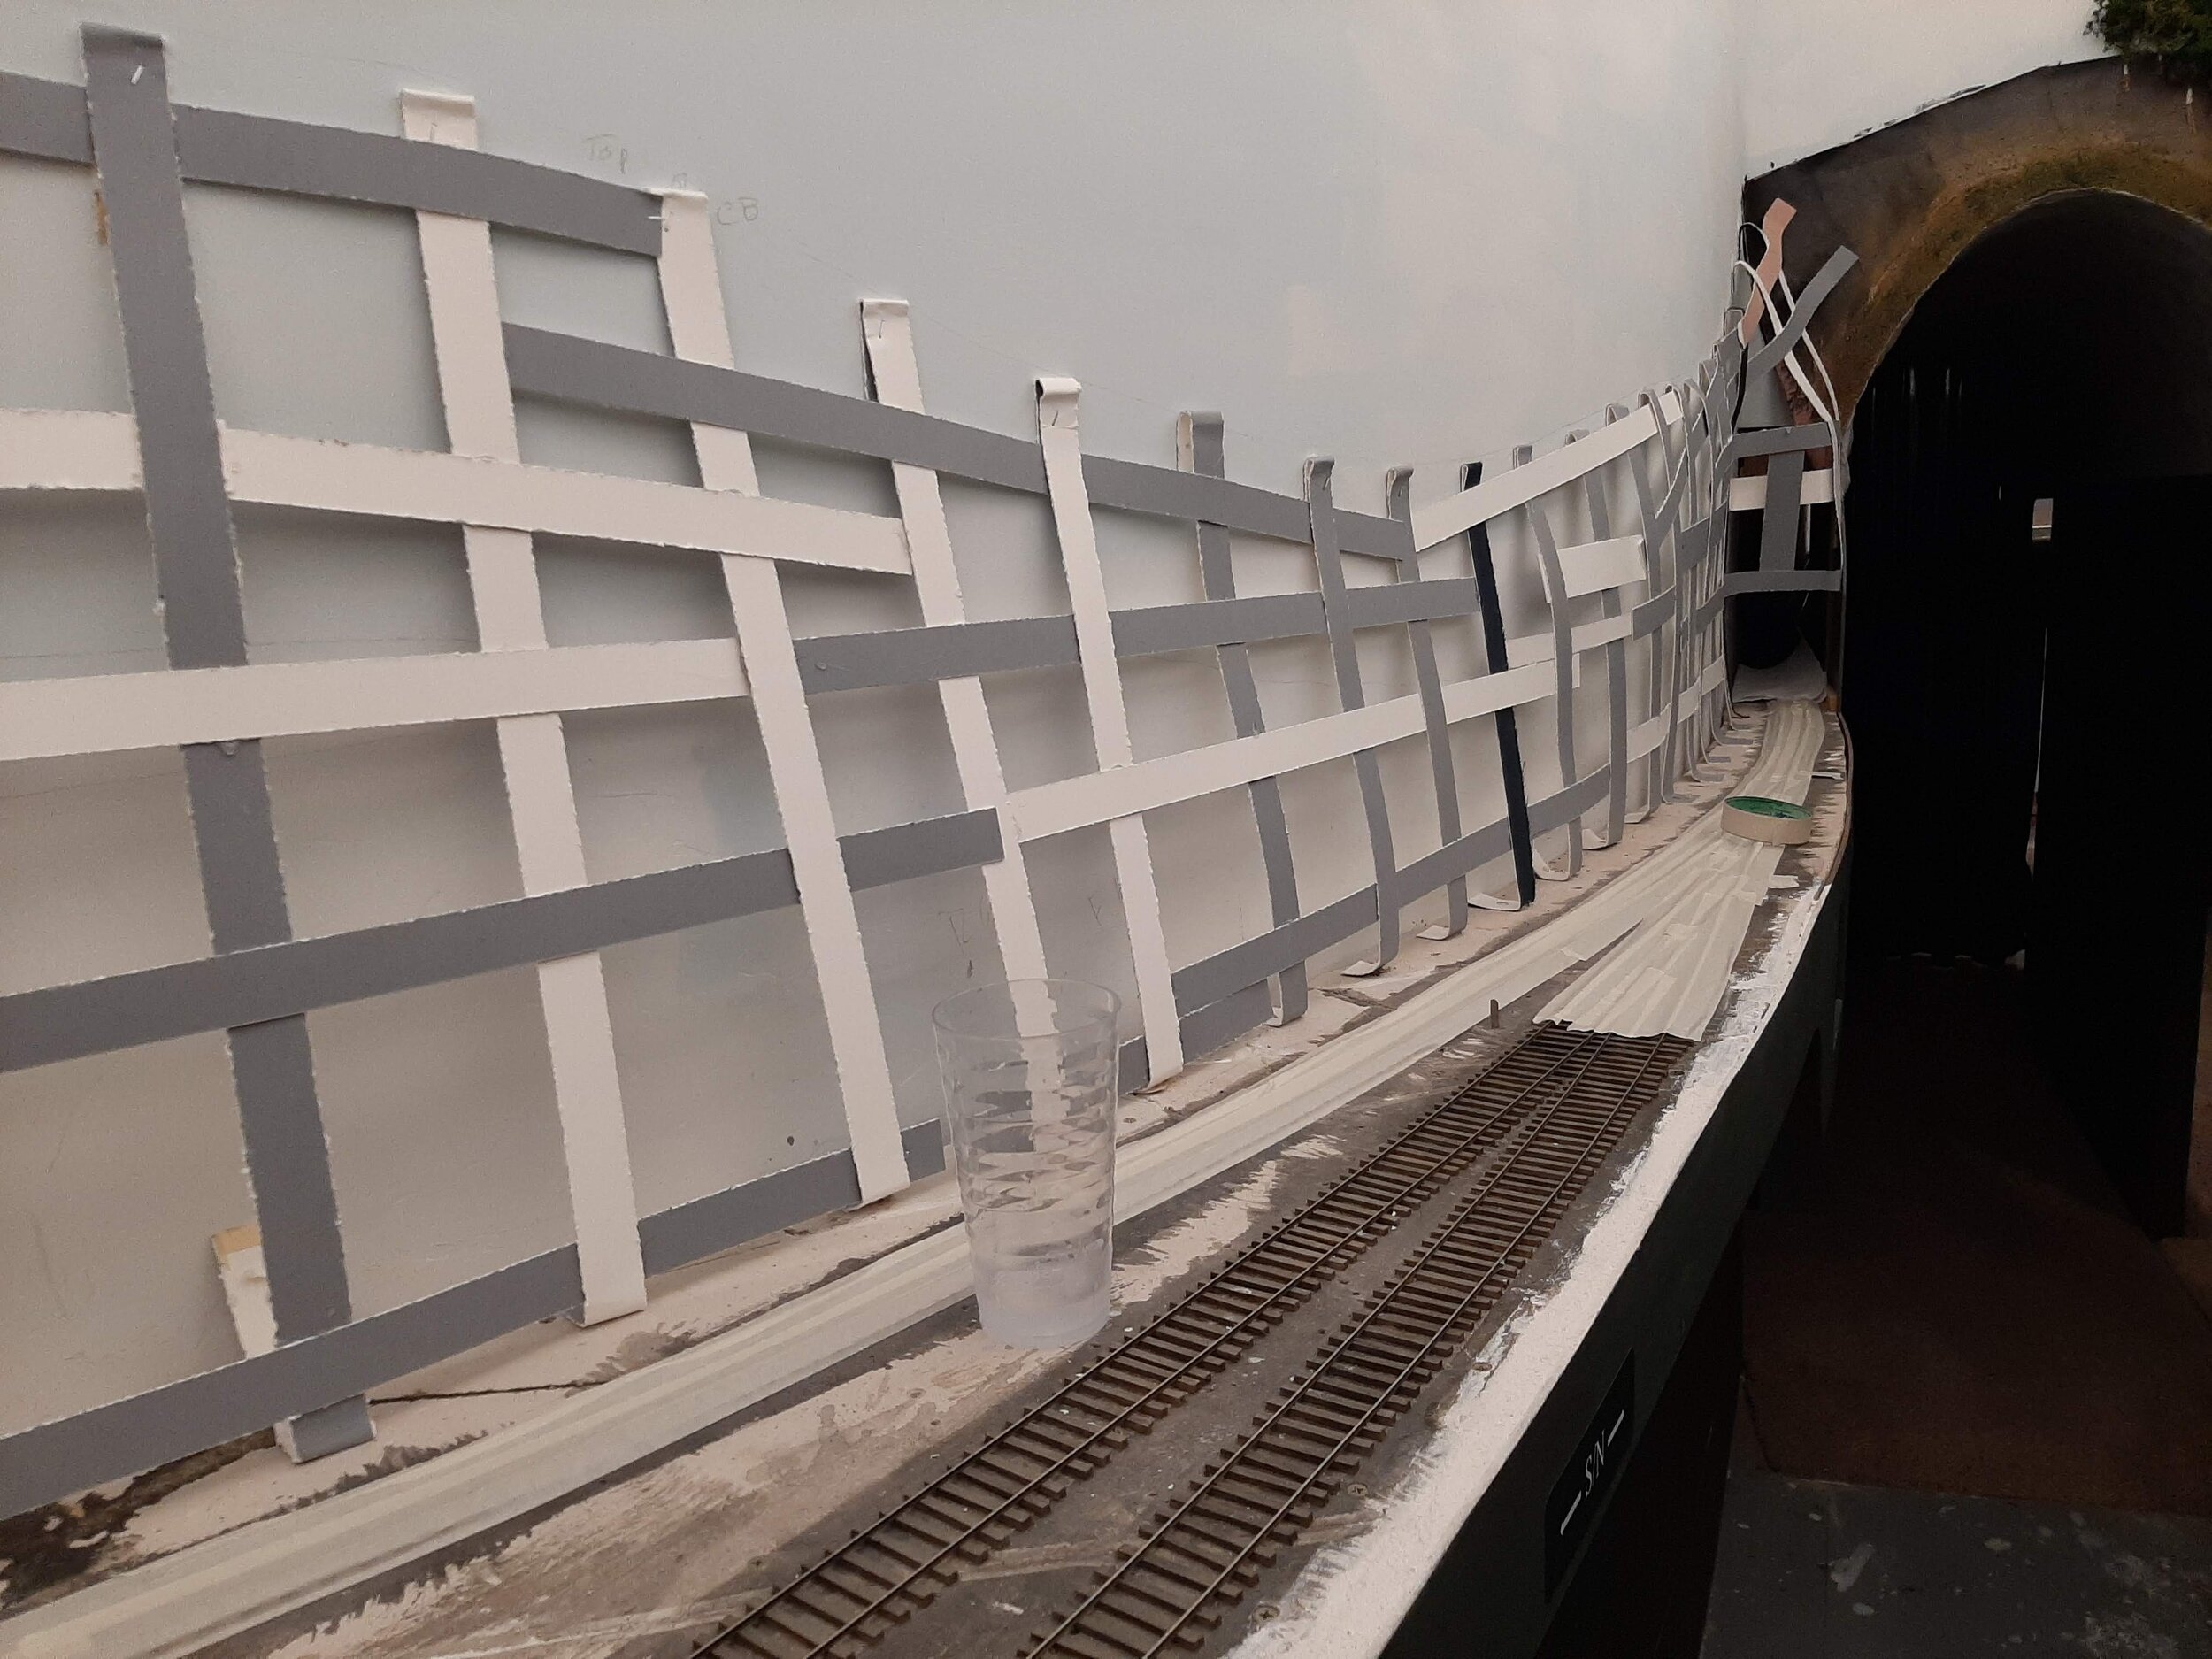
<box><xmin>932</xmin><ymin>978</ymin><xmax>1120</xmax><ymax>1348</ymax></box>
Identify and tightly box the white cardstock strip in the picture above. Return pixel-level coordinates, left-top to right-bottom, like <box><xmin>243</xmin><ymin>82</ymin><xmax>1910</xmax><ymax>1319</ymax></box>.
<box><xmin>1546</xmin><ymin>534</ymin><xmax>1646</xmax><ymax>601</ymax></box>
<box><xmin>657</xmin><ymin>191</ymin><xmax>912</xmax><ymax>1202</ymax></box>
<box><xmin>1036</xmin><ymin>377</ymin><xmax>1183</xmax><ymax>1085</ymax></box>
<box><xmin>0</xmin><ymin>407</ymin><xmax>910</xmax><ymax>573</ymax></box>
<box><xmin>1004</xmin><ymin>659</ymin><xmax>1553</xmax><ymax>846</ymax></box>
<box><xmin>862</xmin><ymin>301</ymin><xmax>1050</xmax><ymax>984</ymax></box>
<box><xmin>403</xmin><ymin>90</ymin><xmax>647</xmax><ymax>1325</ymax></box>
<box><xmin>1408</xmin><ymin>404</ymin><xmax>1659</xmax><ymax>554</ymax></box>
<box><xmin>1730</xmin><ymin>468</ymin><xmax>1833</xmax><ymax>511</ymax></box>
<box><xmin>0</xmin><ymin>638</ymin><xmax>747</xmax><ymax>762</ymax></box>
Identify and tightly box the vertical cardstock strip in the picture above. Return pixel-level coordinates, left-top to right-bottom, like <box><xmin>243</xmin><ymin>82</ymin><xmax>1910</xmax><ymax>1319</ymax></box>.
<box><xmin>860</xmin><ymin>301</ymin><xmax>1050</xmax><ymax>984</ymax></box>
<box><xmin>1306</xmin><ymin>458</ymin><xmax>1401</xmax><ymax>961</ymax></box>
<box><xmin>1179</xmin><ymin>412</ymin><xmax>1307</xmax><ymax>1022</ymax></box>
<box><xmin>1037</xmin><ymin>378</ymin><xmax>1182</xmax><ymax>1083</ymax></box>
<box><xmin>1756</xmin><ymin>447</ymin><xmax>1807</xmax><ymax>574</ymax></box>
<box><xmin>1462</xmin><ymin>460</ymin><xmax>1537</xmax><ymax>907</ymax></box>
<box><xmin>1518</xmin><ymin>451</ymin><xmax>1583</xmax><ymax>877</ymax></box>
<box><xmin>83</xmin><ymin>24</ymin><xmax>371</xmax><ymax>1455</ymax></box>
<box><xmin>1385</xmin><ymin>466</ymin><xmax>1467</xmax><ymax>933</ymax></box>
<box><xmin>659</xmin><ymin>192</ymin><xmax>910</xmax><ymax>1197</ymax></box>
<box><xmin>1578</xmin><ymin>426</ymin><xmax>1631</xmax><ymax>848</ymax></box>
<box><xmin>1630</xmin><ymin>390</ymin><xmax>1678</xmax><ymax>812</ymax></box>
<box><xmin>403</xmin><ymin>90</ymin><xmax>646</xmax><ymax>1324</ymax></box>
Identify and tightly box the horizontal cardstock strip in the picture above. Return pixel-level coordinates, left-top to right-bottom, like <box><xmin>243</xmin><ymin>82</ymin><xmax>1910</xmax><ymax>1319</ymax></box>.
<box><xmin>0</xmin><ymin>809</ymin><xmax>1000</xmax><ymax>1072</ymax></box>
<box><xmin>1409</xmin><ymin>405</ymin><xmax>1660</xmax><ymax>553</ymax></box>
<box><xmin>0</xmin><ymin>638</ymin><xmax>749</xmax><ymax>761</ymax></box>
<box><xmin>503</xmin><ymin>322</ymin><xmax>1408</xmax><ymax>554</ymax></box>
<box><xmin>1730</xmin><ymin>467</ymin><xmax>1834</xmax><ymax>511</ymax></box>
<box><xmin>1548</xmin><ymin>534</ymin><xmax>1647</xmax><ymax>600</ymax></box>
<box><xmin>0</xmin><ymin>409</ymin><xmax>910</xmax><ymax>573</ymax></box>
<box><xmin>1006</xmin><ymin>658</ymin><xmax>1553</xmax><ymax>844</ymax></box>
<box><xmin>0</xmin><ymin>68</ymin><xmax>660</xmax><ymax>252</ymax></box>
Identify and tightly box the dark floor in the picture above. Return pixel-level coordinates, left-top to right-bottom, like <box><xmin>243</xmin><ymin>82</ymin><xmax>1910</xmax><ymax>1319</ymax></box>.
<box><xmin>1705</xmin><ymin>958</ymin><xmax>2212</xmax><ymax>1653</ymax></box>
<box><xmin>1741</xmin><ymin>959</ymin><xmax>2212</xmax><ymax>1515</ymax></box>
<box><xmin>1704</xmin><ymin>1460</ymin><xmax>2212</xmax><ymax>1657</ymax></box>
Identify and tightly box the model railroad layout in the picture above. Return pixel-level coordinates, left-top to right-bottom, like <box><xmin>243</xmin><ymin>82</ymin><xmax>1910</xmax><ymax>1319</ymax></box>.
<box><xmin>696</xmin><ymin>1023</ymin><xmax>1693</xmax><ymax>1659</ymax></box>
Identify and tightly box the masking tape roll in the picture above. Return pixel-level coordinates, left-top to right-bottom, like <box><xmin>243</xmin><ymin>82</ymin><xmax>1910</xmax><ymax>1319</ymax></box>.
<box><xmin>1721</xmin><ymin>794</ymin><xmax>1812</xmax><ymax>845</ymax></box>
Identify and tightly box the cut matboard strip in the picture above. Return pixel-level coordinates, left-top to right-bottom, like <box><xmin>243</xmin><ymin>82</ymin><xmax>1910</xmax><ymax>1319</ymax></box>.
<box><xmin>1037</xmin><ymin>378</ymin><xmax>1182</xmax><ymax>1085</ymax></box>
<box><xmin>83</xmin><ymin>23</ymin><xmax>373</xmax><ymax>1461</ymax></box>
<box><xmin>1462</xmin><ymin>458</ymin><xmax>1538</xmax><ymax>908</ymax></box>
<box><xmin>1385</xmin><ymin>466</ymin><xmax>1468</xmax><ymax>934</ymax></box>
<box><xmin>860</xmin><ymin>301</ymin><xmax>1050</xmax><ymax>985</ymax></box>
<box><xmin>403</xmin><ymin>90</ymin><xmax>646</xmax><ymax>1325</ymax></box>
<box><xmin>1576</xmin><ymin>421</ymin><xmax>1632</xmax><ymax>849</ymax></box>
<box><xmin>657</xmin><ymin>191</ymin><xmax>911</xmax><ymax>1199</ymax></box>
<box><xmin>1305</xmin><ymin>458</ymin><xmax>1401</xmax><ymax>967</ymax></box>
<box><xmin>1517</xmin><ymin>449</ymin><xmax>1583</xmax><ymax>879</ymax></box>
<box><xmin>1181</xmin><ymin>411</ymin><xmax>1308</xmax><ymax>1024</ymax></box>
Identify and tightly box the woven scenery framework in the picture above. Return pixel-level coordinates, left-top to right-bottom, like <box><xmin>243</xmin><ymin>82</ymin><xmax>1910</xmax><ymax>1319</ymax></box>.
<box><xmin>0</xmin><ymin>27</ymin><xmax>1846</xmax><ymax>1517</ymax></box>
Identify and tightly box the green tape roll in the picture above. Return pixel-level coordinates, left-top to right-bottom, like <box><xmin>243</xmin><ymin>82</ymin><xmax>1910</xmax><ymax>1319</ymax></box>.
<box><xmin>1722</xmin><ymin>794</ymin><xmax>1813</xmax><ymax>845</ymax></box>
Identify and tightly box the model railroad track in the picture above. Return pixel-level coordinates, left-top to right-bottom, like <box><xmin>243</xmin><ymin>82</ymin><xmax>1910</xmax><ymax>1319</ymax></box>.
<box><xmin>695</xmin><ymin>1025</ymin><xmax>1685</xmax><ymax>1659</ymax></box>
<box><xmin>1021</xmin><ymin>1029</ymin><xmax>1691</xmax><ymax>1658</ymax></box>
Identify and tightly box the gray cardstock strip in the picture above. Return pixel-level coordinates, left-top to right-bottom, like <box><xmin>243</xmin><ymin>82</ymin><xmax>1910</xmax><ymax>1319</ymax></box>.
<box><xmin>180</xmin><ymin>743</ymin><xmax>294</xmax><ymax>951</ymax></box>
<box><xmin>1386</xmin><ymin>813</ymin><xmax>1515</xmax><ymax>911</ymax></box>
<box><xmin>1167</xmin><ymin>806</ymin><xmax>1511</xmax><ymax>1020</ymax></box>
<box><xmin>0</xmin><ymin>69</ymin><xmax>660</xmax><ymax>253</ymax></box>
<box><xmin>1526</xmin><ymin>766</ymin><xmax>1612</xmax><ymax>836</ymax></box>
<box><xmin>1386</xmin><ymin>468</ymin><xmax>1467</xmax><ymax>932</ymax></box>
<box><xmin>86</xmin><ymin>23</ymin><xmax>363</xmax><ymax>1443</ymax></box>
<box><xmin>795</xmin><ymin>580</ymin><xmax>1497</xmax><ymax>695</ymax></box>
<box><xmin>1113</xmin><ymin>590</ymin><xmax>1327</xmax><ymax>657</ymax></box>
<box><xmin>1746</xmin><ymin>246</ymin><xmax>1858</xmax><ymax>383</ymax></box>
<box><xmin>1343</xmin><ymin>574</ymin><xmax>1486</xmax><ymax>630</ymax></box>
<box><xmin>505</xmin><ymin>324</ymin><xmax>1404</xmax><ymax>551</ymax></box>
<box><xmin>0</xmin><ymin>809</ymin><xmax>1002</xmax><ymax>1073</ymax></box>
<box><xmin>1604</xmin><ymin>634</ymin><xmax>1631</xmax><ymax>839</ymax></box>
<box><xmin>796</xmin><ymin>582</ymin><xmax>1488</xmax><ymax>696</ymax></box>
<box><xmin>1185</xmin><ymin>411</ymin><xmax>1307</xmax><ymax>1024</ymax></box>
<box><xmin>1631</xmin><ymin>587</ymin><xmax>1676</xmax><ymax>639</ymax></box>
<box><xmin>1307</xmin><ymin>458</ymin><xmax>1401</xmax><ymax>965</ymax></box>
<box><xmin>1461</xmin><ymin>460</ymin><xmax>1538</xmax><ymax>908</ymax></box>
<box><xmin>1724</xmin><ymin>423</ymin><xmax>1831</xmax><ymax>463</ymax></box>
<box><xmin>85</xmin><ymin>47</ymin><xmax>247</xmax><ymax>676</ymax></box>
<box><xmin>1177</xmin><ymin>979</ymin><xmax>1279</xmax><ymax>1064</ymax></box>
<box><xmin>0</xmin><ymin>1246</ymin><xmax>584</xmax><ymax>1521</ymax></box>
<box><xmin>1522</xmin><ymin>475</ymin><xmax>1584</xmax><ymax>874</ymax></box>
<box><xmin>796</xmin><ymin>616</ymin><xmax>1078</xmax><ymax>695</ymax></box>
<box><xmin>1628</xmin><ymin>394</ymin><xmax>1677</xmax><ymax>809</ymax></box>
<box><xmin>511</xmin><ymin>322</ymin><xmax>1048</xmax><ymax>493</ymax></box>
<box><xmin>1171</xmin><ymin>886</ymin><xmax>1379</xmax><ymax>1014</ymax></box>
<box><xmin>1578</xmin><ymin>433</ymin><xmax>1631</xmax><ymax>845</ymax></box>
<box><xmin>0</xmin><ymin>1109</ymin><xmax>946</xmax><ymax>1519</ymax></box>
<box><xmin>1756</xmin><ymin>449</ymin><xmax>1807</xmax><ymax>573</ymax></box>
<box><xmin>1725</xmin><ymin>568</ymin><xmax>1842</xmax><ymax>595</ymax></box>
<box><xmin>225</xmin><ymin>1018</ymin><xmax>353</xmax><ymax>1335</ymax></box>
<box><xmin>639</xmin><ymin>1121</ymin><xmax>945</xmax><ymax>1279</ymax></box>
<box><xmin>0</xmin><ymin>66</ymin><xmax>94</xmax><ymax>162</ymax></box>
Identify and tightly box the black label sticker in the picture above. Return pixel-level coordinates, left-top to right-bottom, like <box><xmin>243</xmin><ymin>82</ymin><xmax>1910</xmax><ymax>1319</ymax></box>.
<box><xmin>1544</xmin><ymin>1355</ymin><xmax>1634</xmax><ymax>1594</ymax></box>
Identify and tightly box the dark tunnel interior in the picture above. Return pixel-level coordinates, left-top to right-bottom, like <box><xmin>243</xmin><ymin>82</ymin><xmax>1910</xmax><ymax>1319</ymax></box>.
<box><xmin>1835</xmin><ymin>189</ymin><xmax>2212</xmax><ymax>1235</ymax></box>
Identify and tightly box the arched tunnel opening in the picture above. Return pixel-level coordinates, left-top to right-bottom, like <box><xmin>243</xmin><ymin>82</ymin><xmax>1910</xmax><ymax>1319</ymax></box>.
<box><xmin>1732</xmin><ymin>191</ymin><xmax>2212</xmax><ymax>1529</ymax></box>
<box><xmin>1848</xmin><ymin>189</ymin><xmax>2212</xmax><ymax>1236</ymax></box>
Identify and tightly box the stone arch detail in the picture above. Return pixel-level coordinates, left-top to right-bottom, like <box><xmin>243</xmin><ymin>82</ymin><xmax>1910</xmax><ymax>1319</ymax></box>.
<box><xmin>1747</xmin><ymin>57</ymin><xmax>2212</xmax><ymax>420</ymax></box>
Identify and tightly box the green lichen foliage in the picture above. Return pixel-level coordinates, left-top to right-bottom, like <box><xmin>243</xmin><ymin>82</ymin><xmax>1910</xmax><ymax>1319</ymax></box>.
<box><xmin>2093</xmin><ymin>0</ymin><xmax>2212</xmax><ymax>73</ymax></box>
